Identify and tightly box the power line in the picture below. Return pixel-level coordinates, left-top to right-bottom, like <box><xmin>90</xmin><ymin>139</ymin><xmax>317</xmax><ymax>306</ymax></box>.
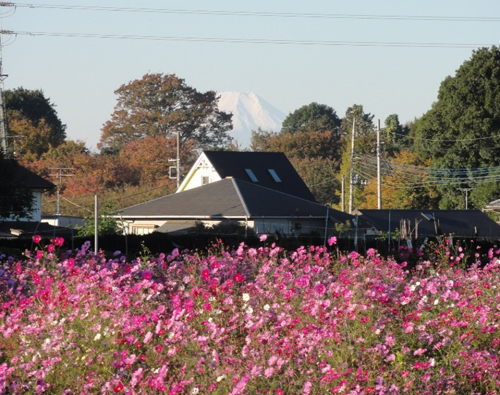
<box><xmin>353</xmin><ymin>153</ymin><xmax>500</xmax><ymax>190</ymax></box>
<box><xmin>0</xmin><ymin>30</ymin><xmax>493</xmax><ymax>49</ymax></box>
<box><xmin>388</xmin><ymin>130</ymin><xmax>500</xmax><ymax>143</ymax></box>
<box><xmin>8</xmin><ymin>3</ymin><xmax>500</xmax><ymax>23</ymax></box>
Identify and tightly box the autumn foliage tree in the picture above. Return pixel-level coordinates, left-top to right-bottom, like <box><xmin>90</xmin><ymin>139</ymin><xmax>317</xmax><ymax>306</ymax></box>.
<box><xmin>5</xmin><ymin>88</ymin><xmax>66</xmax><ymax>161</ymax></box>
<box><xmin>119</xmin><ymin>135</ymin><xmax>198</xmax><ymax>185</ymax></box>
<box><xmin>99</xmin><ymin>73</ymin><xmax>233</xmax><ymax>152</ymax></box>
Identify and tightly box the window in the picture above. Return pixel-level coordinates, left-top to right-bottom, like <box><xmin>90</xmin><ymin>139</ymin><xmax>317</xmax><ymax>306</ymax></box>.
<box><xmin>132</xmin><ymin>225</ymin><xmax>155</xmax><ymax>235</ymax></box>
<box><xmin>421</xmin><ymin>213</ymin><xmax>435</xmax><ymax>221</ymax></box>
<box><xmin>201</xmin><ymin>176</ymin><xmax>209</xmax><ymax>185</ymax></box>
<box><xmin>245</xmin><ymin>169</ymin><xmax>259</xmax><ymax>182</ymax></box>
<box><xmin>268</xmin><ymin>169</ymin><xmax>282</xmax><ymax>182</ymax></box>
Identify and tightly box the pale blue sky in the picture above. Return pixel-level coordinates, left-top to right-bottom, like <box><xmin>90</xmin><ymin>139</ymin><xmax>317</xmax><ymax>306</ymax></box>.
<box><xmin>2</xmin><ymin>1</ymin><xmax>499</xmax><ymax>150</ymax></box>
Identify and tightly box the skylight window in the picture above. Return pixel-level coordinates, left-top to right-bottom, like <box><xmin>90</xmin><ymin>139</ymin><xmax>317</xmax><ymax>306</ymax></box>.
<box><xmin>245</xmin><ymin>169</ymin><xmax>259</xmax><ymax>182</ymax></box>
<box><xmin>421</xmin><ymin>212</ymin><xmax>435</xmax><ymax>221</ymax></box>
<box><xmin>268</xmin><ymin>169</ymin><xmax>282</xmax><ymax>182</ymax></box>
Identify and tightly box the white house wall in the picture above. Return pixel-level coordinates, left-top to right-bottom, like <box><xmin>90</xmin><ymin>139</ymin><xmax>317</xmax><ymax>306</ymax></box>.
<box><xmin>15</xmin><ymin>190</ymin><xmax>42</xmax><ymax>222</ymax></box>
<box><xmin>123</xmin><ymin>218</ymin><xmax>327</xmax><ymax>236</ymax></box>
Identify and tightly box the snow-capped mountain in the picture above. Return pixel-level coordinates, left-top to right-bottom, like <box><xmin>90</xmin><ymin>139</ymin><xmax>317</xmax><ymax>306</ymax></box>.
<box><xmin>217</xmin><ymin>91</ymin><xmax>286</xmax><ymax>148</ymax></box>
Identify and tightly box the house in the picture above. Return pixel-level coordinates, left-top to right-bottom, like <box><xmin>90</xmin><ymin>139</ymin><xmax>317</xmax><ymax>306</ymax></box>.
<box><xmin>177</xmin><ymin>151</ymin><xmax>317</xmax><ymax>202</ymax></box>
<box><xmin>353</xmin><ymin>209</ymin><xmax>500</xmax><ymax>241</ymax></box>
<box><xmin>1</xmin><ymin>161</ymin><xmax>55</xmax><ymax>222</ymax></box>
<box><xmin>0</xmin><ymin>161</ymin><xmax>75</xmax><ymax>240</ymax></box>
<box><xmin>485</xmin><ymin>199</ymin><xmax>500</xmax><ymax>214</ymax></box>
<box><xmin>118</xmin><ymin>177</ymin><xmax>354</xmax><ymax>237</ymax></box>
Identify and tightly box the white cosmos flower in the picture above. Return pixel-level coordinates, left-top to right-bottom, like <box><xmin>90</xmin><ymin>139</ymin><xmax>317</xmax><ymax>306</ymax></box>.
<box><xmin>242</xmin><ymin>293</ymin><xmax>250</xmax><ymax>302</ymax></box>
<box><xmin>263</xmin><ymin>304</ymin><xmax>270</xmax><ymax>311</ymax></box>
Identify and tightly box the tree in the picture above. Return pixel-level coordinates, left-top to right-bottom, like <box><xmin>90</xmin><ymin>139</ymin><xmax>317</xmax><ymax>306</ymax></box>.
<box><xmin>77</xmin><ymin>201</ymin><xmax>122</xmax><ymax>237</ymax></box>
<box><xmin>281</xmin><ymin>102</ymin><xmax>341</xmax><ymax>135</ymax></box>
<box><xmin>383</xmin><ymin>114</ymin><xmax>411</xmax><ymax>155</ymax></box>
<box><xmin>119</xmin><ymin>135</ymin><xmax>198</xmax><ymax>184</ymax></box>
<box><xmin>99</xmin><ymin>73</ymin><xmax>233</xmax><ymax>152</ymax></box>
<box><xmin>5</xmin><ymin>88</ymin><xmax>66</xmax><ymax>160</ymax></box>
<box><xmin>0</xmin><ymin>154</ymin><xmax>35</xmax><ymax>219</ymax></box>
<box><xmin>412</xmin><ymin>46</ymin><xmax>500</xmax><ymax>209</ymax></box>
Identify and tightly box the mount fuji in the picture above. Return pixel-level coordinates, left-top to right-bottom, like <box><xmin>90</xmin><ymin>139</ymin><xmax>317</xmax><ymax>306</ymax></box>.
<box><xmin>217</xmin><ymin>91</ymin><xmax>286</xmax><ymax>148</ymax></box>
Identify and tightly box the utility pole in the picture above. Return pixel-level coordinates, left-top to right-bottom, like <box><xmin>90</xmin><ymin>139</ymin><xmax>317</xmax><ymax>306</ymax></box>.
<box><xmin>176</xmin><ymin>129</ymin><xmax>180</xmax><ymax>189</ymax></box>
<box><xmin>49</xmin><ymin>167</ymin><xmax>74</xmax><ymax>217</ymax></box>
<box><xmin>376</xmin><ymin>119</ymin><xmax>382</xmax><ymax>209</ymax></box>
<box><xmin>348</xmin><ymin>119</ymin><xmax>356</xmax><ymax>213</ymax></box>
<box><xmin>94</xmin><ymin>195</ymin><xmax>99</xmax><ymax>254</ymax></box>
<box><xmin>457</xmin><ymin>187</ymin><xmax>472</xmax><ymax>210</ymax></box>
<box><xmin>169</xmin><ymin>130</ymin><xmax>181</xmax><ymax>189</ymax></box>
<box><xmin>0</xmin><ymin>12</ymin><xmax>9</xmax><ymax>155</ymax></box>
<box><xmin>341</xmin><ymin>175</ymin><xmax>345</xmax><ymax>212</ymax></box>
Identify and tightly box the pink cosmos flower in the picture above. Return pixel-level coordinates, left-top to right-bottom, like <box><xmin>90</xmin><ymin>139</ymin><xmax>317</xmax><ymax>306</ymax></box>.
<box><xmin>259</xmin><ymin>234</ymin><xmax>268</xmax><ymax>242</ymax></box>
<box><xmin>233</xmin><ymin>273</ymin><xmax>245</xmax><ymax>283</ymax></box>
<box><xmin>328</xmin><ymin>236</ymin><xmax>337</xmax><ymax>246</ymax></box>
<box><xmin>33</xmin><ymin>234</ymin><xmax>41</xmax><ymax>243</ymax></box>
<box><xmin>53</xmin><ymin>237</ymin><xmax>64</xmax><ymax>246</ymax></box>
<box><xmin>315</xmin><ymin>282</ymin><xmax>326</xmax><ymax>296</ymax></box>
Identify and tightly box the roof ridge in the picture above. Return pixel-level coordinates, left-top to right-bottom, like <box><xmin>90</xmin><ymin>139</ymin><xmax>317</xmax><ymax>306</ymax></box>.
<box><xmin>231</xmin><ymin>178</ymin><xmax>251</xmax><ymax>217</ymax></box>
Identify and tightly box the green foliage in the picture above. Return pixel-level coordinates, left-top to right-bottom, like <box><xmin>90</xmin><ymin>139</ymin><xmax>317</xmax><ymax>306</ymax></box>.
<box><xmin>383</xmin><ymin>114</ymin><xmax>411</xmax><ymax>155</ymax></box>
<box><xmin>5</xmin><ymin>88</ymin><xmax>66</xmax><ymax>161</ymax></box>
<box><xmin>77</xmin><ymin>201</ymin><xmax>122</xmax><ymax>237</ymax></box>
<box><xmin>281</xmin><ymin>102</ymin><xmax>341</xmax><ymax>134</ymax></box>
<box><xmin>99</xmin><ymin>73</ymin><xmax>233</xmax><ymax>152</ymax></box>
<box><xmin>0</xmin><ymin>156</ymin><xmax>35</xmax><ymax>219</ymax></box>
<box><xmin>412</xmin><ymin>46</ymin><xmax>500</xmax><ymax>209</ymax></box>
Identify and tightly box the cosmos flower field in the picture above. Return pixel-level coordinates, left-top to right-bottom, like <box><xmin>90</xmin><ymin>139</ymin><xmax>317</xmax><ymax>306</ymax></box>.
<box><xmin>1</xmin><ymin>236</ymin><xmax>500</xmax><ymax>394</ymax></box>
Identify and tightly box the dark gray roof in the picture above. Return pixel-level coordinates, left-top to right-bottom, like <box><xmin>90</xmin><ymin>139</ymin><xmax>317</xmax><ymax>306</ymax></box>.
<box><xmin>120</xmin><ymin>179</ymin><xmax>246</xmax><ymax>218</ymax></box>
<box><xmin>119</xmin><ymin>178</ymin><xmax>353</xmax><ymax>223</ymax></box>
<box><xmin>0</xmin><ymin>221</ymin><xmax>72</xmax><ymax>239</ymax></box>
<box><xmin>3</xmin><ymin>161</ymin><xmax>55</xmax><ymax>190</ymax></box>
<box><xmin>203</xmin><ymin>151</ymin><xmax>317</xmax><ymax>202</ymax></box>
<box><xmin>356</xmin><ymin>209</ymin><xmax>500</xmax><ymax>240</ymax></box>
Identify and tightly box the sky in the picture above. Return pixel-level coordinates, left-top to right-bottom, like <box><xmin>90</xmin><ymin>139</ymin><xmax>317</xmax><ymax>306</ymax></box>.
<box><xmin>2</xmin><ymin>0</ymin><xmax>499</xmax><ymax>151</ymax></box>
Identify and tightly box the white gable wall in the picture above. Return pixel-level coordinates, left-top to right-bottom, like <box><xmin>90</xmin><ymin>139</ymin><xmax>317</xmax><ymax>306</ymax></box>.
<box><xmin>177</xmin><ymin>153</ymin><xmax>222</xmax><ymax>192</ymax></box>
